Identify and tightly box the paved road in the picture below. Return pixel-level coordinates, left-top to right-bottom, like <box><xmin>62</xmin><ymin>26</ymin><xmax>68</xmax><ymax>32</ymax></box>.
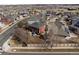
<box><xmin>0</xmin><ymin>18</ymin><xmax>27</xmax><ymax>46</ymax></box>
<box><xmin>0</xmin><ymin>23</ymin><xmax>17</xmax><ymax>46</ymax></box>
<box><xmin>0</xmin><ymin>17</ymin><xmax>29</xmax><ymax>54</ymax></box>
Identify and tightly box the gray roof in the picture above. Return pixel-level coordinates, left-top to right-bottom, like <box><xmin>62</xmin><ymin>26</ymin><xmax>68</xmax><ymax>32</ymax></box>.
<box><xmin>29</xmin><ymin>15</ymin><xmax>42</xmax><ymax>21</ymax></box>
<box><xmin>27</xmin><ymin>15</ymin><xmax>45</xmax><ymax>29</ymax></box>
<box><xmin>29</xmin><ymin>21</ymin><xmax>44</xmax><ymax>29</ymax></box>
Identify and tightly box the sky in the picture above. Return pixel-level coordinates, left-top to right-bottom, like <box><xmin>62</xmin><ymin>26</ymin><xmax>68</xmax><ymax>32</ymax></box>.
<box><xmin>0</xmin><ymin>0</ymin><xmax>79</xmax><ymax>5</ymax></box>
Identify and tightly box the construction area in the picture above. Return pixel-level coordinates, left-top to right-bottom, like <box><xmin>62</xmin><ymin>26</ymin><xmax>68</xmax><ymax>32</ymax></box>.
<box><xmin>1</xmin><ymin>5</ymin><xmax>79</xmax><ymax>54</ymax></box>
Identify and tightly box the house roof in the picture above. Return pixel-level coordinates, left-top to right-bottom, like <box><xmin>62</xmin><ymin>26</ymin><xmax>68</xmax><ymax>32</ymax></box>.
<box><xmin>27</xmin><ymin>15</ymin><xmax>45</xmax><ymax>29</ymax></box>
<box><xmin>29</xmin><ymin>15</ymin><xmax>42</xmax><ymax>21</ymax></box>
<box><xmin>29</xmin><ymin>21</ymin><xmax>44</xmax><ymax>29</ymax></box>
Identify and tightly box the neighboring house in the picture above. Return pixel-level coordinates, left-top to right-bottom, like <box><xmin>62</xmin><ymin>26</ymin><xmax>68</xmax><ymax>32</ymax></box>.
<box><xmin>1</xmin><ymin>17</ymin><xmax>12</xmax><ymax>25</ymax></box>
<box><xmin>27</xmin><ymin>16</ymin><xmax>45</xmax><ymax>34</ymax></box>
<box><xmin>27</xmin><ymin>21</ymin><xmax>45</xmax><ymax>34</ymax></box>
<box><xmin>0</xmin><ymin>22</ymin><xmax>5</xmax><ymax>28</ymax></box>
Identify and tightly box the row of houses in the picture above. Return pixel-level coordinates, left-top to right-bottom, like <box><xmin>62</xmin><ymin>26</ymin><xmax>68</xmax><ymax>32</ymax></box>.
<box><xmin>0</xmin><ymin>15</ymin><xmax>13</xmax><ymax>32</ymax></box>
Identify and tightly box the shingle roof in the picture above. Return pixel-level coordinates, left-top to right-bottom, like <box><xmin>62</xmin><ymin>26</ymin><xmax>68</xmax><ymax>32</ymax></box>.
<box><xmin>29</xmin><ymin>21</ymin><xmax>44</xmax><ymax>29</ymax></box>
<box><xmin>29</xmin><ymin>15</ymin><xmax>42</xmax><ymax>21</ymax></box>
<box><xmin>27</xmin><ymin>15</ymin><xmax>45</xmax><ymax>28</ymax></box>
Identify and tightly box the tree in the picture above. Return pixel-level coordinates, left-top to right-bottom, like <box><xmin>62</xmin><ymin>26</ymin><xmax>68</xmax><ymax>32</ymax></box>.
<box><xmin>17</xmin><ymin>21</ymin><xmax>24</xmax><ymax>28</ymax></box>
